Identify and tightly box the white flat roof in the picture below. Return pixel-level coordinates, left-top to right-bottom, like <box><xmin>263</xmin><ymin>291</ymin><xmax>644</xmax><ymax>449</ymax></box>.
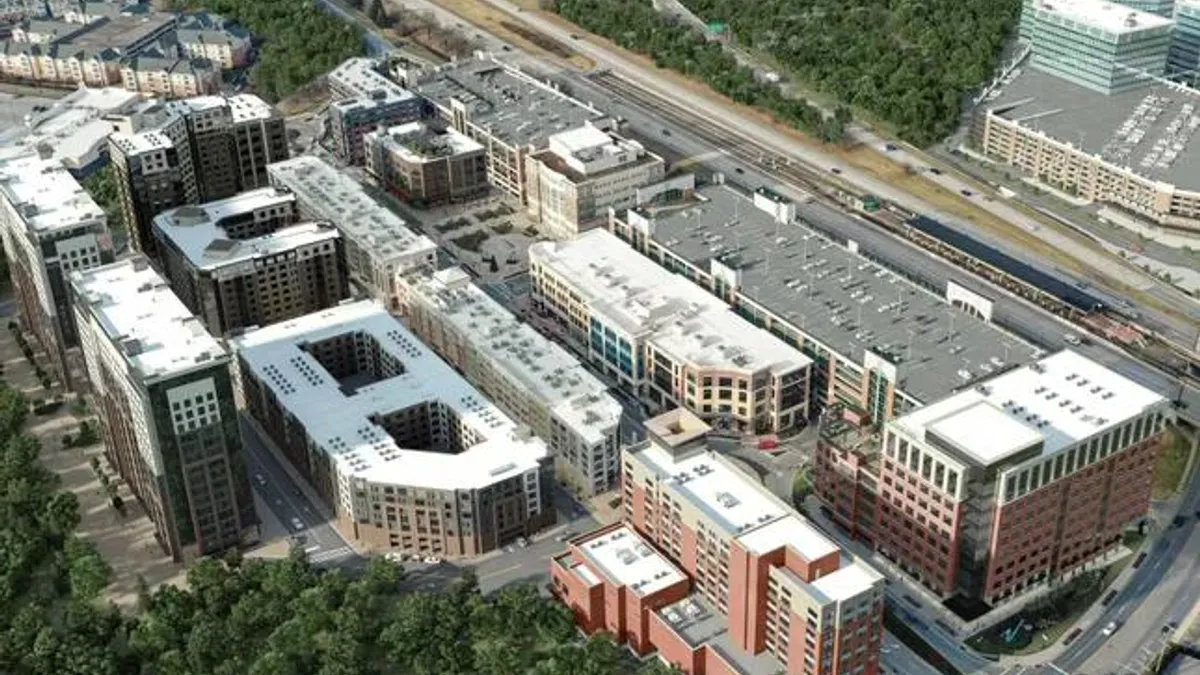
<box><xmin>0</xmin><ymin>153</ymin><xmax>106</xmax><ymax>235</ymax></box>
<box><xmin>230</xmin><ymin>301</ymin><xmax>549</xmax><ymax>491</ymax></box>
<box><xmin>1026</xmin><ymin>0</ymin><xmax>1172</xmax><ymax>34</ymax></box>
<box><xmin>366</xmin><ymin>121</ymin><xmax>483</xmax><ymax>164</ymax></box>
<box><xmin>71</xmin><ymin>258</ymin><xmax>228</xmax><ymax>383</ymax></box>
<box><xmin>267</xmin><ymin>156</ymin><xmax>437</xmax><ymax>267</ymax></box>
<box><xmin>577</xmin><ymin>524</ymin><xmax>685</xmax><ymax>596</ymax></box>
<box><xmin>530</xmin><ymin>230</ymin><xmax>810</xmax><ymax>376</ymax></box>
<box><xmin>12</xmin><ymin>87</ymin><xmax>140</xmax><ymax>169</ymax></box>
<box><xmin>329</xmin><ymin>57</ymin><xmax>417</xmax><ymax>105</ymax></box>
<box><xmin>408</xmin><ymin>267</ymin><xmax>621</xmax><ymax>444</ymax></box>
<box><xmin>166</xmin><ymin>93</ymin><xmax>276</xmax><ymax>123</ymax></box>
<box><xmin>738</xmin><ymin>514</ymin><xmax>839</xmax><ymax>560</ymax></box>
<box><xmin>809</xmin><ymin>559</ymin><xmax>884</xmax><ymax>603</ymax></box>
<box><xmin>894</xmin><ymin>349</ymin><xmax>1167</xmax><ymax>466</ymax></box>
<box><xmin>154</xmin><ymin>189</ymin><xmax>339</xmax><ymax>271</ymax></box>
<box><xmin>549</xmin><ymin>123</ymin><xmax>612</xmax><ymax>155</ymax></box>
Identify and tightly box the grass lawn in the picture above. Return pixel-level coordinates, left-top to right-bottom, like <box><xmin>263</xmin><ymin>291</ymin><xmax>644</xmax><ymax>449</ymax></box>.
<box><xmin>1153</xmin><ymin>427</ymin><xmax>1193</xmax><ymax>499</ymax></box>
<box><xmin>967</xmin><ymin>557</ymin><xmax>1132</xmax><ymax>656</ymax></box>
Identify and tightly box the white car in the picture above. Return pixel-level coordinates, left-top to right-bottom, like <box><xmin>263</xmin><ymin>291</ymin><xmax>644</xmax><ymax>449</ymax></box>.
<box><xmin>254</xmin><ymin>473</ymin><xmax>266</xmax><ymax>486</ymax></box>
<box><xmin>424</xmin><ymin>556</ymin><xmax>442</xmax><ymax>564</ymax></box>
<box><xmin>290</xmin><ymin>517</ymin><xmax>304</xmax><ymax>531</ymax></box>
<box><xmin>1101</xmin><ymin>621</ymin><xmax>1120</xmax><ymax>637</ymax></box>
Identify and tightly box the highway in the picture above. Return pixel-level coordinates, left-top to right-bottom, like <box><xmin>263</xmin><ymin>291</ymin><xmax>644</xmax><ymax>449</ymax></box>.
<box><xmin>556</xmin><ymin>70</ymin><xmax>1199</xmax><ymax>417</ymax></box>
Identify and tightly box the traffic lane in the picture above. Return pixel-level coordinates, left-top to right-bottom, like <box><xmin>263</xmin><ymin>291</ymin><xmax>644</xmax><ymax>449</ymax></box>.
<box><xmin>880</xmin><ymin>634</ymin><xmax>951</xmax><ymax>675</ymax></box>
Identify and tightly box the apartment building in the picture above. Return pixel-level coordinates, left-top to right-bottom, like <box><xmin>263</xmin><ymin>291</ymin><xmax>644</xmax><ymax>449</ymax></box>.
<box><xmin>814</xmin><ymin>350</ymin><xmax>1170</xmax><ymax>603</ymax></box>
<box><xmin>152</xmin><ymin>188</ymin><xmax>348</xmax><ymax>335</ymax></box>
<box><xmin>108</xmin><ymin>93</ymin><xmax>288</xmax><ymax>255</ymax></box>
<box><xmin>553</xmin><ymin>408</ymin><xmax>885</xmax><ymax>675</ymax></box>
<box><xmin>1019</xmin><ymin>0</ymin><xmax>1172</xmax><ymax>94</ymax></box>
<box><xmin>267</xmin><ymin>156</ymin><xmax>436</xmax><ymax>310</ymax></box>
<box><xmin>403</xmin><ymin>55</ymin><xmax>609</xmax><ymax>202</ymax></box>
<box><xmin>327</xmin><ymin>58</ymin><xmax>424</xmax><ymax>165</ymax></box>
<box><xmin>120</xmin><ymin>53</ymin><xmax>220</xmax><ymax>98</ymax></box>
<box><xmin>175</xmin><ymin>12</ymin><xmax>250</xmax><ymax>70</ymax></box>
<box><xmin>972</xmin><ymin>67</ymin><xmax>1200</xmax><ymax>235</ymax></box>
<box><xmin>0</xmin><ymin>152</ymin><xmax>113</xmax><ymax>384</ymax></box>
<box><xmin>363</xmin><ymin>121</ymin><xmax>488</xmax><ymax>207</ymax></box>
<box><xmin>232</xmin><ymin>300</ymin><xmax>555</xmax><ymax>557</ymax></box>
<box><xmin>530</xmin><ymin>228</ymin><xmax>812</xmax><ymax>435</ymax></box>
<box><xmin>402</xmin><ymin>266</ymin><xmax>623</xmax><ymax>496</ymax></box>
<box><xmin>0</xmin><ymin>13</ymin><xmax>176</xmax><ymax>88</ymax></box>
<box><xmin>525</xmin><ymin>123</ymin><xmax>666</xmax><ymax>239</ymax></box>
<box><xmin>604</xmin><ymin>182</ymin><xmax>1040</xmax><ymax>423</ymax></box>
<box><xmin>71</xmin><ymin>257</ymin><xmax>257</xmax><ymax>562</ymax></box>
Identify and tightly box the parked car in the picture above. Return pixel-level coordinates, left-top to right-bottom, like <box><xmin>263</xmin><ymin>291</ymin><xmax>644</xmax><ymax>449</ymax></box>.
<box><xmin>757</xmin><ymin>438</ymin><xmax>778</xmax><ymax>451</ymax></box>
<box><xmin>424</xmin><ymin>556</ymin><xmax>442</xmax><ymax>564</ymax></box>
<box><xmin>290</xmin><ymin>517</ymin><xmax>304</xmax><ymax>531</ymax></box>
<box><xmin>1101</xmin><ymin>621</ymin><xmax>1120</xmax><ymax>637</ymax></box>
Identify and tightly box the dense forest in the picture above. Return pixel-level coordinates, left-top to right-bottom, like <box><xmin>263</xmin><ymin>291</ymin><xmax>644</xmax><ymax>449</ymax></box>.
<box><xmin>553</xmin><ymin>0</ymin><xmax>850</xmax><ymax>144</ymax></box>
<box><xmin>0</xmin><ymin>381</ymin><xmax>679</xmax><ymax>675</ymax></box>
<box><xmin>168</xmin><ymin>0</ymin><xmax>364</xmax><ymax>101</ymax></box>
<box><xmin>676</xmin><ymin>0</ymin><xmax>1022</xmax><ymax>144</ymax></box>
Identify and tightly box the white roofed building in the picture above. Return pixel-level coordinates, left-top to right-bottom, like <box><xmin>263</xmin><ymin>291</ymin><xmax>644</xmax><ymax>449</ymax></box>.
<box><xmin>524</xmin><ymin>122</ymin><xmax>666</xmax><ymax>239</ymax></box>
<box><xmin>530</xmin><ymin>228</ymin><xmax>812</xmax><ymax>435</ymax></box>
<box><xmin>231</xmin><ymin>300</ymin><xmax>556</xmax><ymax>557</ymax></box>
<box><xmin>267</xmin><ymin>155</ymin><xmax>436</xmax><ymax>311</ymax></box>
<box><xmin>402</xmin><ymin>266</ymin><xmax>623</xmax><ymax>496</ymax></box>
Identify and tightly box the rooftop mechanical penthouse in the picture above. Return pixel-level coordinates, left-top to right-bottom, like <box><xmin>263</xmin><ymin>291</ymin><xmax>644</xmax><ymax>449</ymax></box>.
<box><xmin>231</xmin><ymin>301</ymin><xmax>555</xmax><ymax>557</ymax></box>
<box><xmin>814</xmin><ymin>349</ymin><xmax>1171</xmax><ymax>604</ymax></box>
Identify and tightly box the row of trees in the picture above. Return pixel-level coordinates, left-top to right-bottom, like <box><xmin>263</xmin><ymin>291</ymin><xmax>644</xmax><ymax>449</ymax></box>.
<box><xmin>675</xmin><ymin>0</ymin><xmax>1021</xmax><ymax>145</ymax></box>
<box><xmin>0</xmin><ymin>377</ymin><xmax>681</xmax><ymax>675</ymax></box>
<box><xmin>552</xmin><ymin>0</ymin><xmax>849</xmax><ymax>144</ymax></box>
<box><xmin>168</xmin><ymin>0</ymin><xmax>364</xmax><ymax>101</ymax></box>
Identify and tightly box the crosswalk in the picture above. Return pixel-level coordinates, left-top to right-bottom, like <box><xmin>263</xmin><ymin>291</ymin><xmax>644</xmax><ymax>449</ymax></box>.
<box><xmin>307</xmin><ymin>546</ymin><xmax>354</xmax><ymax>565</ymax></box>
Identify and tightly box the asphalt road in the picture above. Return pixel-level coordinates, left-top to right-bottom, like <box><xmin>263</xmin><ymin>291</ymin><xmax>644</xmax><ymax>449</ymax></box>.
<box><xmin>239</xmin><ymin>415</ymin><xmax>359</xmax><ymax>567</ymax></box>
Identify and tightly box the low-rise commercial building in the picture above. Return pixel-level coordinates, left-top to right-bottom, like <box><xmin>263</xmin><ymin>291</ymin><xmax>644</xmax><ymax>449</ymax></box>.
<box><xmin>0</xmin><ymin>152</ymin><xmax>113</xmax><ymax>384</ymax></box>
<box><xmin>152</xmin><ymin>188</ymin><xmax>347</xmax><ymax>335</ymax></box>
<box><xmin>0</xmin><ymin>86</ymin><xmax>141</xmax><ymax>173</ymax></box>
<box><xmin>403</xmin><ymin>55</ymin><xmax>609</xmax><ymax>202</ymax></box>
<box><xmin>814</xmin><ymin>349</ymin><xmax>1170</xmax><ymax>603</ymax></box>
<box><xmin>1019</xmin><ymin>0</ymin><xmax>1173</xmax><ymax>94</ymax></box>
<box><xmin>604</xmin><ymin>182</ymin><xmax>1039</xmax><ymax>423</ymax></box>
<box><xmin>972</xmin><ymin>68</ymin><xmax>1200</xmax><ymax>235</ymax></box>
<box><xmin>363</xmin><ymin>121</ymin><xmax>488</xmax><ymax>207</ymax></box>
<box><xmin>402</xmin><ymin>266</ymin><xmax>623</xmax><ymax>495</ymax></box>
<box><xmin>327</xmin><ymin>58</ymin><xmax>424</xmax><ymax>165</ymax></box>
<box><xmin>524</xmin><ymin>123</ymin><xmax>666</xmax><ymax>239</ymax></box>
<box><xmin>530</xmin><ymin>228</ymin><xmax>813</xmax><ymax>435</ymax></box>
<box><xmin>71</xmin><ymin>257</ymin><xmax>258</xmax><ymax>562</ymax></box>
<box><xmin>232</xmin><ymin>300</ymin><xmax>555</xmax><ymax>557</ymax></box>
<box><xmin>267</xmin><ymin>155</ymin><xmax>436</xmax><ymax>310</ymax></box>
<box><xmin>553</xmin><ymin>409</ymin><xmax>885</xmax><ymax>675</ymax></box>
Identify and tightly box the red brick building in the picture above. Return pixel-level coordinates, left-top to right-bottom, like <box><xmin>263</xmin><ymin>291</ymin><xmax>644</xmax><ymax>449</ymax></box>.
<box><xmin>553</xmin><ymin>410</ymin><xmax>884</xmax><ymax>675</ymax></box>
<box><xmin>814</xmin><ymin>350</ymin><xmax>1170</xmax><ymax>604</ymax></box>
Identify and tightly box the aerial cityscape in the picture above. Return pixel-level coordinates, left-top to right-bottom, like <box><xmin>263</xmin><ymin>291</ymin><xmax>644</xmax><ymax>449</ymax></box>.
<box><xmin>0</xmin><ymin>0</ymin><xmax>1197</xmax><ymax>674</ymax></box>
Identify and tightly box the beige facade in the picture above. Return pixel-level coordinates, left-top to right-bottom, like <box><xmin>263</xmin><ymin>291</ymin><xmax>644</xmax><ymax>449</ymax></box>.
<box><xmin>524</xmin><ymin>124</ymin><xmax>666</xmax><ymax>240</ymax></box>
<box><xmin>0</xmin><ymin>43</ymin><xmax>120</xmax><ymax>87</ymax></box>
<box><xmin>120</xmin><ymin>57</ymin><xmax>221</xmax><ymax>98</ymax></box>
<box><xmin>363</xmin><ymin>122</ymin><xmax>488</xmax><ymax>207</ymax></box>
<box><xmin>973</xmin><ymin>111</ymin><xmax>1200</xmax><ymax>234</ymax></box>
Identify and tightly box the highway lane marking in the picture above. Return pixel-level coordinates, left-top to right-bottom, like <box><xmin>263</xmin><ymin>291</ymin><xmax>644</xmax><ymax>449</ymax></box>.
<box><xmin>477</xmin><ymin>564</ymin><xmax>521</xmax><ymax>580</ymax></box>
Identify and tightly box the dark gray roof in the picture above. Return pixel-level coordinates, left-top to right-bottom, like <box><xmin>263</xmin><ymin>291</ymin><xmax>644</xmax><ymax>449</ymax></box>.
<box><xmin>986</xmin><ymin>68</ymin><xmax>1200</xmax><ymax>190</ymax></box>
<box><xmin>637</xmin><ymin>183</ymin><xmax>1040</xmax><ymax>404</ymax></box>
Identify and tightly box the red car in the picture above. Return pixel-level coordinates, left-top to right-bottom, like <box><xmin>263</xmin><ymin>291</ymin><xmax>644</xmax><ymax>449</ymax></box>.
<box><xmin>757</xmin><ymin>438</ymin><xmax>778</xmax><ymax>451</ymax></box>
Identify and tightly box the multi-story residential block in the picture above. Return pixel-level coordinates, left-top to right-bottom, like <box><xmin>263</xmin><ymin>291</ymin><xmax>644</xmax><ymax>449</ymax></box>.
<box><xmin>175</xmin><ymin>12</ymin><xmax>250</xmax><ymax>69</ymax></box>
<box><xmin>604</xmin><ymin>181</ymin><xmax>1040</xmax><ymax>423</ymax></box>
<box><xmin>232</xmin><ymin>300</ymin><xmax>555</xmax><ymax>557</ymax></box>
<box><xmin>1172</xmin><ymin>0</ymin><xmax>1200</xmax><ymax>83</ymax></box>
<box><xmin>402</xmin><ymin>266</ymin><xmax>623</xmax><ymax>495</ymax></box>
<box><xmin>108</xmin><ymin>93</ymin><xmax>288</xmax><ymax>255</ymax></box>
<box><xmin>267</xmin><ymin>156</ymin><xmax>436</xmax><ymax>310</ymax></box>
<box><xmin>529</xmin><ymin>228</ymin><xmax>812</xmax><ymax>435</ymax></box>
<box><xmin>363</xmin><ymin>121</ymin><xmax>488</xmax><ymax>207</ymax></box>
<box><xmin>814</xmin><ymin>350</ymin><xmax>1170</xmax><ymax>604</ymax></box>
<box><xmin>1018</xmin><ymin>0</ymin><xmax>1172</xmax><ymax>94</ymax></box>
<box><xmin>0</xmin><ymin>152</ymin><xmax>113</xmax><ymax>384</ymax></box>
<box><xmin>120</xmin><ymin>53</ymin><xmax>220</xmax><ymax>98</ymax></box>
<box><xmin>0</xmin><ymin>40</ymin><xmax>121</xmax><ymax>87</ymax></box>
<box><xmin>71</xmin><ymin>257</ymin><xmax>258</xmax><ymax>562</ymax></box>
<box><xmin>524</xmin><ymin>123</ymin><xmax>666</xmax><ymax>239</ymax></box>
<box><xmin>972</xmin><ymin>67</ymin><xmax>1200</xmax><ymax>236</ymax></box>
<box><xmin>152</xmin><ymin>188</ymin><xmax>348</xmax><ymax>335</ymax></box>
<box><xmin>552</xmin><ymin>408</ymin><xmax>885</xmax><ymax>675</ymax></box>
<box><xmin>402</xmin><ymin>56</ymin><xmax>610</xmax><ymax>202</ymax></box>
<box><xmin>327</xmin><ymin>58</ymin><xmax>424</xmax><ymax>165</ymax></box>
<box><xmin>1115</xmin><ymin>0</ymin><xmax>1175</xmax><ymax>17</ymax></box>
